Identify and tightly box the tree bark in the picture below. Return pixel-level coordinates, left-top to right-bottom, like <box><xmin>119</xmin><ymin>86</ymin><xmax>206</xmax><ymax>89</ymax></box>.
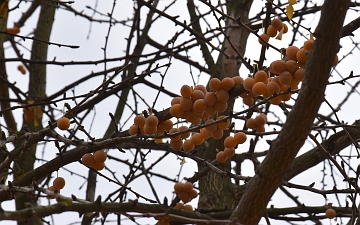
<box><xmin>229</xmin><ymin>0</ymin><xmax>350</xmax><ymax>224</ymax></box>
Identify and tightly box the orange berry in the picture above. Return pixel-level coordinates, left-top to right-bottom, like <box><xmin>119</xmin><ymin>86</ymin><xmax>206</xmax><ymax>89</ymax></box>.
<box><xmin>57</xmin><ymin>117</ymin><xmax>70</xmax><ymax>130</ymax></box>
<box><xmin>23</xmin><ymin>108</ymin><xmax>35</xmax><ymax>122</ymax></box>
<box><xmin>129</xmin><ymin>124</ymin><xmax>139</xmax><ymax>135</ymax></box>
<box><xmin>303</xmin><ymin>39</ymin><xmax>314</xmax><ymax>51</ymax></box>
<box><xmin>221</xmin><ymin>77</ymin><xmax>235</xmax><ymax>90</ymax></box>
<box><xmin>326</xmin><ymin>208</ymin><xmax>336</xmax><ymax>219</ymax></box>
<box><xmin>92</xmin><ymin>161</ymin><xmax>105</xmax><ymax>171</ymax></box>
<box><xmin>193</xmin><ymin>99</ymin><xmax>207</xmax><ymax>112</ymax></box>
<box><xmin>217</xmin><ymin>116</ymin><xmax>230</xmax><ymax>130</ymax></box>
<box><xmin>94</xmin><ymin>150</ymin><xmax>107</xmax><ymax>163</ymax></box>
<box><xmin>159</xmin><ymin>120</ymin><xmax>173</xmax><ymax>131</ymax></box>
<box><xmin>258</xmin><ymin>33</ymin><xmax>270</xmax><ymax>45</ymax></box>
<box><xmin>171</xmin><ymin>97</ymin><xmax>181</xmax><ymax>105</ymax></box>
<box><xmin>216</xmin><ymin>151</ymin><xmax>228</xmax><ymax>163</ymax></box>
<box><xmin>224</xmin><ymin>148</ymin><xmax>235</xmax><ymax>157</ymax></box>
<box><xmin>205</xmin><ymin>119</ymin><xmax>217</xmax><ymax>132</ymax></box>
<box><xmin>242</xmin><ymin>96</ymin><xmax>254</xmax><ymax>106</ymax></box>
<box><xmin>266</xmin><ymin>25</ymin><xmax>277</xmax><ymax>37</ymax></box>
<box><xmin>252</xmin><ymin>82</ymin><xmax>267</xmax><ymax>96</ymax></box>
<box><xmin>256</xmin><ymin>126</ymin><xmax>265</xmax><ymax>132</ymax></box>
<box><xmin>285</xmin><ymin>60</ymin><xmax>299</xmax><ymax>74</ymax></box>
<box><xmin>205</xmin><ymin>105</ymin><xmax>216</xmax><ymax>116</ymax></box>
<box><xmin>296</xmin><ymin>48</ymin><xmax>307</xmax><ymax>67</ymax></box>
<box><xmin>183</xmin><ymin>182</ymin><xmax>193</xmax><ymax>192</ymax></box>
<box><xmin>174</xmin><ymin>182</ymin><xmax>184</xmax><ymax>193</ymax></box>
<box><xmin>214</xmin><ymin>101</ymin><xmax>228</xmax><ymax>112</ymax></box>
<box><xmin>145</xmin><ymin>115</ymin><xmax>159</xmax><ymax>127</ymax></box>
<box><xmin>53</xmin><ymin>177</ymin><xmax>65</xmax><ymax>189</ymax></box>
<box><xmin>169</xmin><ymin>128</ymin><xmax>181</xmax><ymax>141</ymax></box>
<box><xmin>233</xmin><ymin>76</ymin><xmax>244</xmax><ymax>84</ymax></box>
<box><xmin>48</xmin><ymin>186</ymin><xmax>59</xmax><ymax>199</ymax></box>
<box><xmin>189</xmin><ymin>189</ymin><xmax>198</xmax><ymax>199</ymax></box>
<box><xmin>194</xmin><ymin>85</ymin><xmax>207</xmax><ymax>95</ymax></box>
<box><xmin>254</xmin><ymin>70</ymin><xmax>268</xmax><ymax>83</ymax></box>
<box><xmin>270</xmin><ymin>60</ymin><xmax>286</xmax><ymax>74</ymax></box>
<box><xmin>179</xmin><ymin>126</ymin><xmax>190</xmax><ymax>139</ymax></box>
<box><xmin>204</xmin><ymin>92</ymin><xmax>217</xmax><ymax>106</ymax></box>
<box><xmin>211</xmin><ymin>128</ymin><xmax>223</xmax><ymax>140</ymax></box>
<box><xmin>255</xmin><ymin>114</ymin><xmax>267</xmax><ymax>126</ymax></box>
<box><xmin>191</xmin><ymin>133</ymin><xmax>204</xmax><ymax>146</ymax></box>
<box><xmin>243</xmin><ymin>77</ymin><xmax>256</xmax><ymax>91</ymax></box>
<box><xmin>17</xmin><ymin>65</ymin><xmax>26</xmax><ymax>74</ymax></box>
<box><xmin>170</xmin><ymin>139</ymin><xmax>183</xmax><ymax>151</ymax></box>
<box><xmin>170</xmin><ymin>104</ymin><xmax>184</xmax><ymax>118</ymax></box>
<box><xmin>246</xmin><ymin>118</ymin><xmax>257</xmax><ymax>130</ymax></box>
<box><xmin>278</xmin><ymin>71</ymin><xmax>292</xmax><ymax>86</ymax></box>
<box><xmin>266</xmin><ymin>81</ymin><xmax>280</xmax><ymax>95</ymax></box>
<box><xmin>282</xmin><ymin>23</ymin><xmax>288</xmax><ymax>33</ymax></box>
<box><xmin>224</xmin><ymin>136</ymin><xmax>237</xmax><ymax>148</ymax></box>
<box><xmin>209</xmin><ymin>78</ymin><xmax>222</xmax><ymax>91</ymax></box>
<box><xmin>200</xmin><ymin>128</ymin><xmax>211</xmax><ymax>139</ymax></box>
<box><xmin>234</xmin><ymin>132</ymin><xmax>247</xmax><ymax>144</ymax></box>
<box><xmin>183</xmin><ymin>139</ymin><xmax>195</xmax><ymax>152</ymax></box>
<box><xmin>216</xmin><ymin>89</ymin><xmax>229</xmax><ymax>102</ymax></box>
<box><xmin>269</xmin><ymin>95</ymin><xmax>282</xmax><ymax>105</ymax></box>
<box><xmin>82</xmin><ymin>153</ymin><xmax>95</xmax><ymax>167</ymax></box>
<box><xmin>134</xmin><ymin>115</ymin><xmax>146</xmax><ymax>127</ymax></box>
<box><xmin>271</xmin><ymin>18</ymin><xmax>283</xmax><ymax>31</ymax></box>
<box><xmin>191</xmin><ymin>90</ymin><xmax>205</xmax><ymax>101</ymax></box>
<box><xmin>183</xmin><ymin>205</ymin><xmax>193</xmax><ymax>212</ymax></box>
<box><xmin>175</xmin><ymin>202</ymin><xmax>184</xmax><ymax>209</ymax></box>
<box><xmin>286</xmin><ymin>46</ymin><xmax>299</xmax><ymax>61</ymax></box>
<box><xmin>143</xmin><ymin>125</ymin><xmax>157</xmax><ymax>134</ymax></box>
<box><xmin>180</xmin><ymin>85</ymin><xmax>192</xmax><ymax>98</ymax></box>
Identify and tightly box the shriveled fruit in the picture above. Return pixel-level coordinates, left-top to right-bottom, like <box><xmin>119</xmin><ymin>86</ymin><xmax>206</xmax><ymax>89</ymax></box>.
<box><xmin>82</xmin><ymin>153</ymin><xmax>95</xmax><ymax>167</ymax></box>
<box><xmin>57</xmin><ymin>117</ymin><xmax>70</xmax><ymax>130</ymax></box>
<box><xmin>94</xmin><ymin>150</ymin><xmax>107</xmax><ymax>163</ymax></box>
<box><xmin>325</xmin><ymin>208</ymin><xmax>336</xmax><ymax>219</ymax></box>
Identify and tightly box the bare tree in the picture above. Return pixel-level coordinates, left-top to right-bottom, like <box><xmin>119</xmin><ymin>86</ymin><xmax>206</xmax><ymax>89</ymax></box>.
<box><xmin>0</xmin><ymin>0</ymin><xmax>360</xmax><ymax>224</ymax></box>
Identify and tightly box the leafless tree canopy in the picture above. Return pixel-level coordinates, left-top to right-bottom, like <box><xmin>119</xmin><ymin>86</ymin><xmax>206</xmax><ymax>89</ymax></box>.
<box><xmin>0</xmin><ymin>0</ymin><xmax>360</xmax><ymax>224</ymax></box>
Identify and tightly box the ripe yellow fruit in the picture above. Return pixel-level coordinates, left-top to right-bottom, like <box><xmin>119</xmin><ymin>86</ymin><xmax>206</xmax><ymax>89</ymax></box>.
<box><xmin>286</xmin><ymin>46</ymin><xmax>299</xmax><ymax>61</ymax></box>
<box><xmin>134</xmin><ymin>115</ymin><xmax>146</xmax><ymax>127</ymax></box>
<box><xmin>243</xmin><ymin>77</ymin><xmax>256</xmax><ymax>91</ymax></box>
<box><xmin>180</xmin><ymin>84</ymin><xmax>192</xmax><ymax>98</ymax></box>
<box><xmin>270</xmin><ymin>60</ymin><xmax>286</xmax><ymax>74</ymax></box>
<box><xmin>57</xmin><ymin>117</ymin><xmax>70</xmax><ymax>130</ymax></box>
<box><xmin>254</xmin><ymin>70</ymin><xmax>268</xmax><ymax>83</ymax></box>
<box><xmin>209</xmin><ymin>78</ymin><xmax>222</xmax><ymax>91</ymax></box>
<box><xmin>183</xmin><ymin>139</ymin><xmax>195</xmax><ymax>152</ymax></box>
<box><xmin>191</xmin><ymin>133</ymin><xmax>204</xmax><ymax>146</ymax></box>
<box><xmin>145</xmin><ymin>115</ymin><xmax>159</xmax><ymax>127</ymax></box>
<box><xmin>170</xmin><ymin>104</ymin><xmax>184</xmax><ymax>118</ymax></box>
<box><xmin>221</xmin><ymin>77</ymin><xmax>235</xmax><ymax>90</ymax></box>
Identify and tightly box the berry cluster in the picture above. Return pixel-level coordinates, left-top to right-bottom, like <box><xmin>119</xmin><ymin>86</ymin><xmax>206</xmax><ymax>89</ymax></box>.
<box><xmin>48</xmin><ymin>177</ymin><xmax>65</xmax><ymax>199</ymax></box>
<box><xmin>245</xmin><ymin>113</ymin><xmax>267</xmax><ymax>132</ymax></box>
<box><xmin>258</xmin><ymin>18</ymin><xmax>288</xmax><ymax>45</ymax></box>
<box><xmin>81</xmin><ymin>150</ymin><xmax>107</xmax><ymax>171</ymax></box>
<box><xmin>174</xmin><ymin>181</ymin><xmax>198</xmax><ymax>204</ymax></box>
<box><xmin>129</xmin><ymin>114</ymin><xmax>174</xmax><ymax>136</ymax></box>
